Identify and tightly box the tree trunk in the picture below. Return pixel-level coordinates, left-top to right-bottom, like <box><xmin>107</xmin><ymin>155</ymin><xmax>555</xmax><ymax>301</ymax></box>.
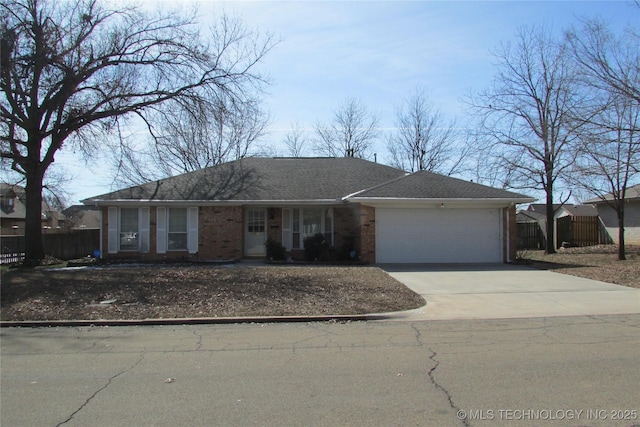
<box><xmin>545</xmin><ymin>191</ymin><xmax>556</xmax><ymax>254</ymax></box>
<box><xmin>24</xmin><ymin>171</ymin><xmax>46</xmax><ymax>264</ymax></box>
<box><xmin>617</xmin><ymin>206</ymin><xmax>626</xmax><ymax>261</ymax></box>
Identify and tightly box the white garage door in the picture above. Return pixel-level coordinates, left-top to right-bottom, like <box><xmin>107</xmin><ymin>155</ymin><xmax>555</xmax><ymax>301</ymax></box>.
<box><xmin>376</xmin><ymin>208</ymin><xmax>502</xmax><ymax>263</ymax></box>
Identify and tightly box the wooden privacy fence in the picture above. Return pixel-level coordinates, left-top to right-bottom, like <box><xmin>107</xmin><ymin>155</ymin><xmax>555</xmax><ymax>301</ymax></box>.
<box><xmin>0</xmin><ymin>229</ymin><xmax>100</xmax><ymax>264</ymax></box>
<box><xmin>517</xmin><ymin>222</ymin><xmax>545</xmax><ymax>249</ymax></box>
<box><xmin>556</xmin><ymin>216</ymin><xmax>602</xmax><ymax>248</ymax></box>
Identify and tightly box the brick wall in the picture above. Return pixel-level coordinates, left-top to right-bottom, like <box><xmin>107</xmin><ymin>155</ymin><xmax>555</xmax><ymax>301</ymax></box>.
<box><xmin>198</xmin><ymin>206</ymin><xmax>243</xmax><ymax>261</ymax></box>
<box><xmin>102</xmin><ymin>205</ymin><xmax>244</xmax><ymax>262</ymax></box>
<box><xmin>333</xmin><ymin>205</ymin><xmax>359</xmax><ymax>257</ymax></box>
<box><xmin>266</xmin><ymin>208</ymin><xmax>282</xmax><ymax>243</ymax></box>
<box><xmin>359</xmin><ymin>205</ymin><xmax>376</xmax><ymax>263</ymax></box>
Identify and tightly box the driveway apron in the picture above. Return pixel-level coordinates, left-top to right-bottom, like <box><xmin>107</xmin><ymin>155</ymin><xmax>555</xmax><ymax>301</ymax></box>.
<box><xmin>380</xmin><ymin>264</ymin><xmax>640</xmax><ymax>320</ymax></box>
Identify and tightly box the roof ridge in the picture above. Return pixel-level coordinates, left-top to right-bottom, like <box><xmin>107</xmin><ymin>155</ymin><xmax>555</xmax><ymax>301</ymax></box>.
<box><xmin>342</xmin><ymin>172</ymin><xmax>411</xmax><ymax>200</ymax></box>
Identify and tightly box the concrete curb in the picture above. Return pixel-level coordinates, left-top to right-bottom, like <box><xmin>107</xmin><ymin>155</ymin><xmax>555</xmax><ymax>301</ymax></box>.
<box><xmin>0</xmin><ymin>313</ymin><xmax>395</xmax><ymax>328</ymax></box>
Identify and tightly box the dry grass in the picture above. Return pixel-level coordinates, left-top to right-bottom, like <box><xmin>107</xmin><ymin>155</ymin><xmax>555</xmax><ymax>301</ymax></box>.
<box><xmin>520</xmin><ymin>245</ymin><xmax>640</xmax><ymax>289</ymax></box>
<box><xmin>0</xmin><ymin>265</ymin><xmax>425</xmax><ymax>321</ymax></box>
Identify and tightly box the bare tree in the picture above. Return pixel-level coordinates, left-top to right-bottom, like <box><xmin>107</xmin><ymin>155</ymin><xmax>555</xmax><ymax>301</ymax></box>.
<box><xmin>572</xmin><ymin>95</ymin><xmax>640</xmax><ymax>260</ymax></box>
<box><xmin>387</xmin><ymin>88</ymin><xmax>463</xmax><ymax>174</ymax></box>
<box><xmin>0</xmin><ymin>0</ymin><xmax>274</xmax><ymax>262</ymax></box>
<box><xmin>567</xmin><ymin>18</ymin><xmax>640</xmax><ymax>104</ymax></box>
<box><xmin>567</xmin><ymin>18</ymin><xmax>640</xmax><ymax>260</ymax></box>
<box><xmin>282</xmin><ymin>121</ymin><xmax>309</xmax><ymax>157</ymax></box>
<box><xmin>467</xmin><ymin>25</ymin><xmax>584</xmax><ymax>254</ymax></box>
<box><xmin>313</xmin><ymin>98</ymin><xmax>379</xmax><ymax>159</ymax></box>
<box><xmin>112</xmin><ymin>93</ymin><xmax>270</xmax><ymax>186</ymax></box>
<box><xmin>465</xmin><ymin>130</ymin><xmax>521</xmax><ymax>189</ymax></box>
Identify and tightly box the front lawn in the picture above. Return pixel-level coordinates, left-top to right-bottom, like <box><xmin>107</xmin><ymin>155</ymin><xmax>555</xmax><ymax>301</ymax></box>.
<box><xmin>520</xmin><ymin>245</ymin><xmax>640</xmax><ymax>289</ymax></box>
<box><xmin>0</xmin><ymin>264</ymin><xmax>425</xmax><ymax>321</ymax></box>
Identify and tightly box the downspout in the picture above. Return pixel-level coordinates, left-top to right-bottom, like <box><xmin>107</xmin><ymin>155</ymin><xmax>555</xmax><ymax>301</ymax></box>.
<box><xmin>506</xmin><ymin>203</ymin><xmax>514</xmax><ymax>263</ymax></box>
<box><xmin>95</xmin><ymin>202</ymin><xmax>103</xmax><ymax>259</ymax></box>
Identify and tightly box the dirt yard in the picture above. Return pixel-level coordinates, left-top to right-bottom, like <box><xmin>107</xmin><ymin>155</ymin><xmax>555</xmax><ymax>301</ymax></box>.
<box><xmin>0</xmin><ymin>265</ymin><xmax>425</xmax><ymax>321</ymax></box>
<box><xmin>521</xmin><ymin>245</ymin><xmax>640</xmax><ymax>289</ymax></box>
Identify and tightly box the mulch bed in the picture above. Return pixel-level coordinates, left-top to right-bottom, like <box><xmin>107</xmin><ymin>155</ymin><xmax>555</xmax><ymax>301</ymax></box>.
<box><xmin>0</xmin><ymin>264</ymin><xmax>425</xmax><ymax>321</ymax></box>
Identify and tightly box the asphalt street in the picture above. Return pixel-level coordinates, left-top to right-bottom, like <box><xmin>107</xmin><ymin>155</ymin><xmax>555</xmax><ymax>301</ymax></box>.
<box><xmin>2</xmin><ymin>315</ymin><xmax>639</xmax><ymax>427</ymax></box>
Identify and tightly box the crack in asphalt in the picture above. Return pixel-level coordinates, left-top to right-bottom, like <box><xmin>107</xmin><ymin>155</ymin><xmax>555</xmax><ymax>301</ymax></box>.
<box><xmin>427</xmin><ymin>348</ymin><xmax>470</xmax><ymax>427</ymax></box>
<box><xmin>55</xmin><ymin>353</ymin><xmax>145</xmax><ymax>427</ymax></box>
<box><xmin>192</xmin><ymin>329</ymin><xmax>203</xmax><ymax>351</ymax></box>
<box><xmin>411</xmin><ymin>323</ymin><xmax>469</xmax><ymax>427</ymax></box>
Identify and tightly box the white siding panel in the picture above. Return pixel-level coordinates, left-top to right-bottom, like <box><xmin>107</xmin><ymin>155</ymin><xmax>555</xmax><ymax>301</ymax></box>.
<box><xmin>188</xmin><ymin>207</ymin><xmax>199</xmax><ymax>254</ymax></box>
<box><xmin>376</xmin><ymin>208</ymin><xmax>502</xmax><ymax>263</ymax></box>
<box><xmin>156</xmin><ymin>207</ymin><xmax>167</xmax><ymax>254</ymax></box>
<box><xmin>108</xmin><ymin>207</ymin><xmax>118</xmax><ymax>254</ymax></box>
<box><xmin>139</xmin><ymin>207</ymin><xmax>150</xmax><ymax>253</ymax></box>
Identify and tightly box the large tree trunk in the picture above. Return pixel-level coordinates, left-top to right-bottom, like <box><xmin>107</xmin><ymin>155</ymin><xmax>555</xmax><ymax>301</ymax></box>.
<box><xmin>617</xmin><ymin>207</ymin><xmax>626</xmax><ymax>261</ymax></box>
<box><xmin>545</xmin><ymin>190</ymin><xmax>556</xmax><ymax>254</ymax></box>
<box><xmin>24</xmin><ymin>170</ymin><xmax>46</xmax><ymax>264</ymax></box>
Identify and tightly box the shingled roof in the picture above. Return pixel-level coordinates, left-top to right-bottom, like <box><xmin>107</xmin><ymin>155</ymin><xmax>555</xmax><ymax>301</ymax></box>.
<box><xmin>584</xmin><ymin>183</ymin><xmax>640</xmax><ymax>203</ymax></box>
<box><xmin>83</xmin><ymin>157</ymin><xmax>406</xmax><ymax>203</ymax></box>
<box><xmin>348</xmin><ymin>170</ymin><xmax>532</xmax><ymax>201</ymax></box>
<box><xmin>84</xmin><ymin>157</ymin><xmax>534</xmax><ymax>204</ymax></box>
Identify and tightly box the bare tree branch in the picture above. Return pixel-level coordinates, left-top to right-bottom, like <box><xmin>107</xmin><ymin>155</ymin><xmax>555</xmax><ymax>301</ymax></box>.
<box><xmin>0</xmin><ymin>0</ymin><xmax>275</xmax><ymax>262</ymax></box>
<box><xmin>466</xmin><ymin>25</ymin><xmax>585</xmax><ymax>253</ymax></box>
<box><xmin>387</xmin><ymin>87</ymin><xmax>464</xmax><ymax>175</ymax></box>
<box><xmin>313</xmin><ymin>98</ymin><xmax>379</xmax><ymax>159</ymax></box>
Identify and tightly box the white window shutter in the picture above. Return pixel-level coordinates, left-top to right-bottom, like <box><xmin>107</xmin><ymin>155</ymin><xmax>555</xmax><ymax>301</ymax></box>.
<box><xmin>156</xmin><ymin>207</ymin><xmax>167</xmax><ymax>254</ymax></box>
<box><xmin>108</xmin><ymin>207</ymin><xmax>118</xmax><ymax>254</ymax></box>
<box><xmin>187</xmin><ymin>207</ymin><xmax>199</xmax><ymax>254</ymax></box>
<box><xmin>282</xmin><ymin>208</ymin><xmax>291</xmax><ymax>251</ymax></box>
<box><xmin>139</xmin><ymin>207</ymin><xmax>150</xmax><ymax>253</ymax></box>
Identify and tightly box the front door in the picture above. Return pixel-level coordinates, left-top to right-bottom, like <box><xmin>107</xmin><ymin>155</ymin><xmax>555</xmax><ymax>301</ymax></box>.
<box><xmin>244</xmin><ymin>208</ymin><xmax>266</xmax><ymax>256</ymax></box>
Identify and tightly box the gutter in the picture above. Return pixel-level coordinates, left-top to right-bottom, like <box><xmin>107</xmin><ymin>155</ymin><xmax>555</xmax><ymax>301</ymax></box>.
<box><xmin>83</xmin><ymin>199</ymin><xmax>349</xmax><ymax>207</ymax></box>
<box><xmin>347</xmin><ymin>197</ymin><xmax>537</xmax><ymax>205</ymax></box>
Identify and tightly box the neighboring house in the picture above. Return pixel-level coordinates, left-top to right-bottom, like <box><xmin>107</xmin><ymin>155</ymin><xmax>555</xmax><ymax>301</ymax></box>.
<box><xmin>62</xmin><ymin>205</ymin><xmax>102</xmax><ymax>230</ymax></box>
<box><xmin>585</xmin><ymin>184</ymin><xmax>640</xmax><ymax>245</ymax></box>
<box><xmin>1</xmin><ymin>183</ymin><xmax>65</xmax><ymax>235</ymax></box>
<box><xmin>82</xmin><ymin>157</ymin><xmax>534</xmax><ymax>264</ymax></box>
<box><xmin>527</xmin><ymin>203</ymin><xmax>598</xmax><ymax>218</ymax></box>
<box><xmin>526</xmin><ymin>204</ymin><xmax>598</xmax><ymax>248</ymax></box>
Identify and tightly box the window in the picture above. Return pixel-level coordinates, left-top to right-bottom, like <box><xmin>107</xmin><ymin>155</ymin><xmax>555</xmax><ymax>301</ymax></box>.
<box><xmin>287</xmin><ymin>208</ymin><xmax>333</xmax><ymax>250</ymax></box>
<box><xmin>119</xmin><ymin>208</ymin><xmax>139</xmax><ymax>250</ymax></box>
<box><xmin>247</xmin><ymin>209</ymin><xmax>265</xmax><ymax>233</ymax></box>
<box><xmin>156</xmin><ymin>206</ymin><xmax>197</xmax><ymax>254</ymax></box>
<box><xmin>108</xmin><ymin>207</ymin><xmax>149</xmax><ymax>254</ymax></box>
<box><xmin>168</xmin><ymin>208</ymin><xmax>188</xmax><ymax>250</ymax></box>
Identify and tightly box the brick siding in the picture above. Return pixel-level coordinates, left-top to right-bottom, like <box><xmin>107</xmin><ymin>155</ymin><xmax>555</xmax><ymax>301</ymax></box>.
<box><xmin>359</xmin><ymin>205</ymin><xmax>376</xmax><ymax>263</ymax></box>
<box><xmin>198</xmin><ymin>206</ymin><xmax>243</xmax><ymax>261</ymax></box>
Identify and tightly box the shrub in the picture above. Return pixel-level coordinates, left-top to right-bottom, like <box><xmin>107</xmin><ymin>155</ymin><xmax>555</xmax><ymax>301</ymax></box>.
<box><xmin>266</xmin><ymin>238</ymin><xmax>287</xmax><ymax>261</ymax></box>
<box><xmin>303</xmin><ymin>233</ymin><xmax>330</xmax><ymax>261</ymax></box>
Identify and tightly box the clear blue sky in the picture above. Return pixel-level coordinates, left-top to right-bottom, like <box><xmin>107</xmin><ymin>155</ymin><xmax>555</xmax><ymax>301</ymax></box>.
<box><xmin>54</xmin><ymin>0</ymin><xmax>637</xmax><ymax>203</ymax></box>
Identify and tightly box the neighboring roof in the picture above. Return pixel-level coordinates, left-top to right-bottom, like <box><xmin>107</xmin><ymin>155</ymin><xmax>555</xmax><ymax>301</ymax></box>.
<box><xmin>527</xmin><ymin>203</ymin><xmax>597</xmax><ymax>216</ymax></box>
<box><xmin>1</xmin><ymin>183</ymin><xmax>27</xmax><ymax>219</ymax></box>
<box><xmin>83</xmin><ymin>157</ymin><xmax>535</xmax><ymax>205</ymax></box>
<box><xmin>584</xmin><ymin>183</ymin><xmax>640</xmax><ymax>204</ymax></box>
<box><xmin>83</xmin><ymin>157</ymin><xmax>406</xmax><ymax>203</ymax></box>
<box><xmin>561</xmin><ymin>204</ymin><xmax>597</xmax><ymax>216</ymax></box>
<box><xmin>62</xmin><ymin>205</ymin><xmax>101</xmax><ymax>229</ymax></box>
<box><xmin>349</xmin><ymin>170</ymin><xmax>533</xmax><ymax>202</ymax></box>
<box><xmin>1</xmin><ymin>183</ymin><xmax>58</xmax><ymax>220</ymax></box>
<box><xmin>517</xmin><ymin>210</ymin><xmax>545</xmax><ymax>223</ymax></box>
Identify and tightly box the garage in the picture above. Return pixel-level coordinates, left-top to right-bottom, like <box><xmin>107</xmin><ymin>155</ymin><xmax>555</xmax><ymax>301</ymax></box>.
<box><xmin>375</xmin><ymin>207</ymin><xmax>503</xmax><ymax>263</ymax></box>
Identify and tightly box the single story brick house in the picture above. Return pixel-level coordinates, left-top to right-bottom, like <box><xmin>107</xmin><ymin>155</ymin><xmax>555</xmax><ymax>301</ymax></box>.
<box><xmin>82</xmin><ymin>157</ymin><xmax>534</xmax><ymax>263</ymax></box>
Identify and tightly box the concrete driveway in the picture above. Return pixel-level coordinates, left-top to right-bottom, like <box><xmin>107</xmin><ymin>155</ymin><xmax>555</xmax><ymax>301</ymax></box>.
<box><xmin>381</xmin><ymin>264</ymin><xmax>640</xmax><ymax>320</ymax></box>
